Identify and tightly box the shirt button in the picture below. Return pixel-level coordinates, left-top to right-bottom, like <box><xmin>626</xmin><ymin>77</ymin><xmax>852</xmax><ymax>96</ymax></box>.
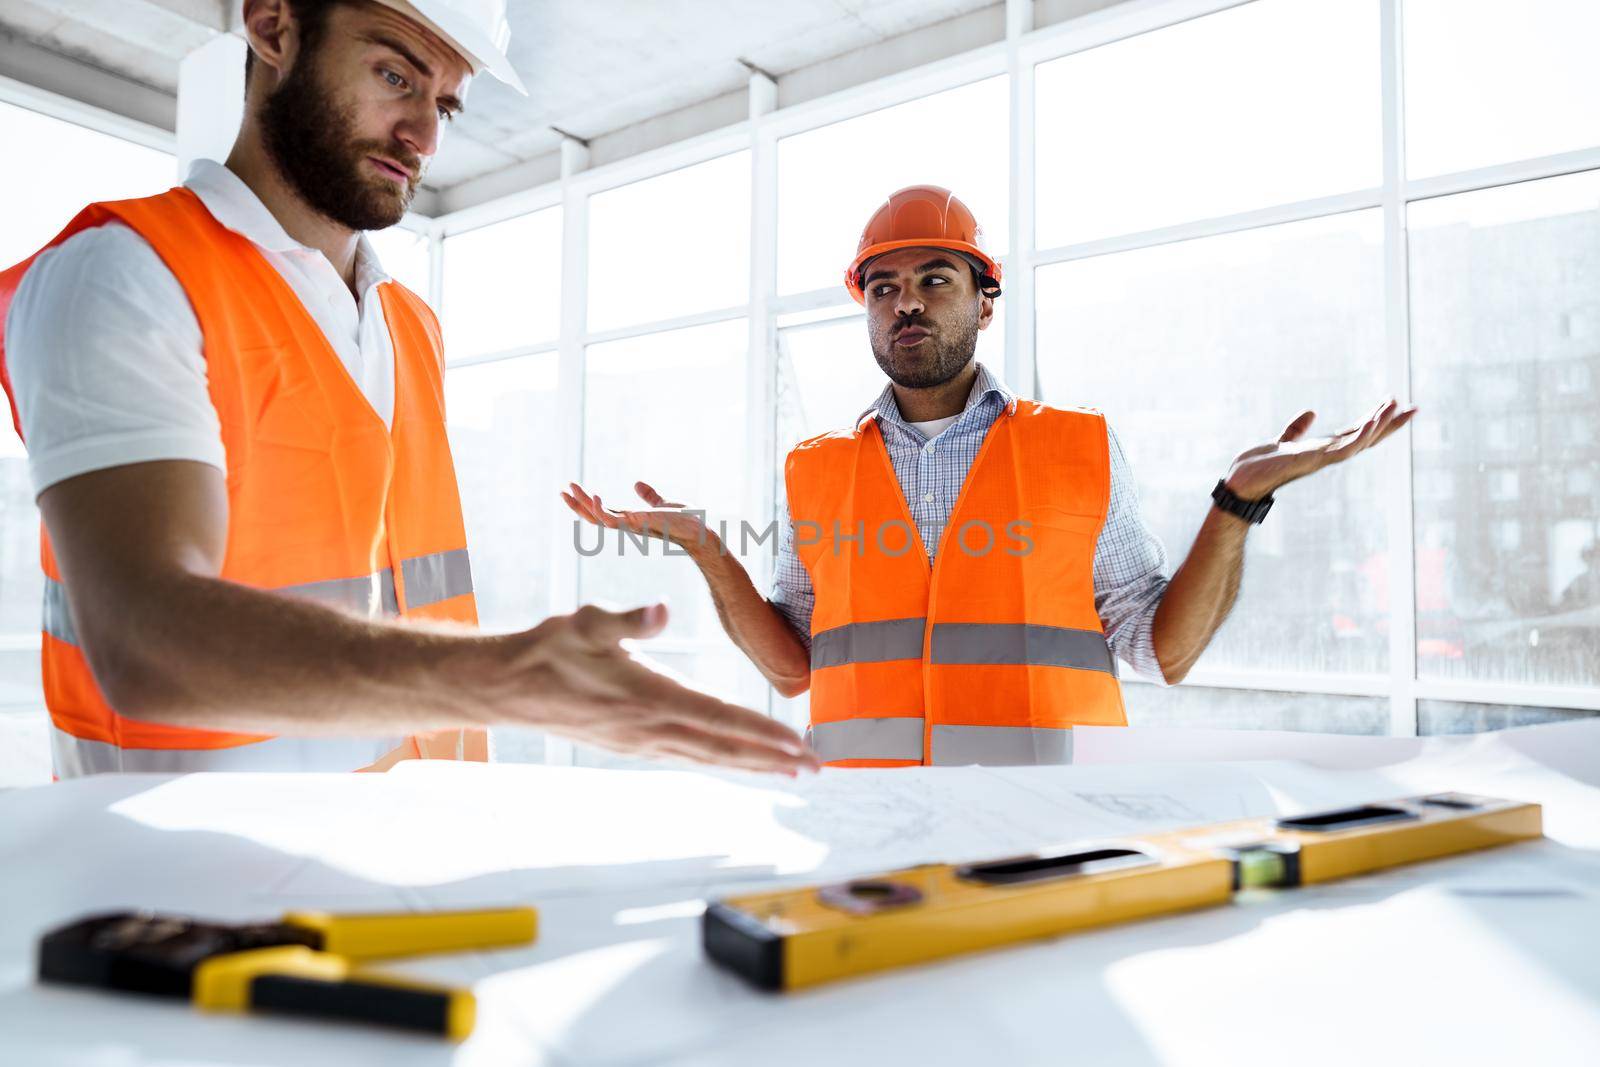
<box><xmin>923</xmin><ymin>492</ymin><xmax>935</xmax><ymax>503</ymax></box>
<box><xmin>922</xmin><ymin>443</ymin><xmax>933</xmax><ymax>454</ymax></box>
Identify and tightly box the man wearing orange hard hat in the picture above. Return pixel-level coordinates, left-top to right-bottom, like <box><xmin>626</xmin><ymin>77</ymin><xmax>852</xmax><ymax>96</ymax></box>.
<box><xmin>567</xmin><ymin>185</ymin><xmax>1414</xmax><ymax>768</ymax></box>
<box><xmin>0</xmin><ymin>0</ymin><xmax>816</xmax><ymax>780</ymax></box>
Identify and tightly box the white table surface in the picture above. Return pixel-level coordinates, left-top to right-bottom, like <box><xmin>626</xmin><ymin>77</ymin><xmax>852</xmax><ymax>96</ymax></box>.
<box><xmin>3</xmin><ymin>722</ymin><xmax>1598</xmax><ymax>1067</ymax></box>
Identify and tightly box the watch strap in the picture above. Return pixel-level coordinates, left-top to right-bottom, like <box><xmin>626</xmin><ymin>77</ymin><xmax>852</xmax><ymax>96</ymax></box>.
<box><xmin>1211</xmin><ymin>479</ymin><xmax>1274</xmax><ymax>524</ymax></box>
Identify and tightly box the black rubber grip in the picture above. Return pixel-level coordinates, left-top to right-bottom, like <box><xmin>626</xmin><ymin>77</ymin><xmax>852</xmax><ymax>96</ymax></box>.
<box><xmin>702</xmin><ymin>903</ymin><xmax>784</xmax><ymax>992</ymax></box>
<box><xmin>248</xmin><ymin>974</ymin><xmax>452</xmax><ymax>1034</ymax></box>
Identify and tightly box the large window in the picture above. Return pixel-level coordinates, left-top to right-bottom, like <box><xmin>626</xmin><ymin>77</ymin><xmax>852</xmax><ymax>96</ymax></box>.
<box><xmin>366</xmin><ymin>224</ymin><xmax>432</xmax><ymax>306</ymax></box>
<box><xmin>0</xmin><ymin>101</ymin><xmax>173</xmax><ymax>265</ymax></box>
<box><xmin>1025</xmin><ymin>0</ymin><xmax>1597</xmax><ymax>734</ymax></box>
<box><xmin>579</xmin><ymin>319</ymin><xmax>749</xmax><ymax>641</ymax></box>
<box><xmin>777</xmin><ymin>77</ymin><xmax>1009</xmax><ymax>296</ymax></box>
<box><xmin>1408</xmin><ymin>171</ymin><xmax>1600</xmax><ymax>689</ymax></box>
<box><xmin>446</xmin><ymin>353</ymin><xmax>563</xmax><ymax>764</ymax></box>
<box><xmin>1034</xmin><ymin>0</ymin><xmax>1380</xmax><ymax>247</ymax></box>
<box><xmin>1037</xmin><ymin>212</ymin><xmax>1389</xmax><ymax>686</ymax></box>
<box><xmin>1402</xmin><ymin>0</ymin><xmax>1600</xmax><ymax>179</ymax></box>
<box><xmin>446</xmin><ymin>354</ymin><xmax>563</xmax><ymax>634</ymax></box>
<box><xmin>586</xmin><ymin>153</ymin><xmax>750</xmax><ymax>332</ymax></box>
<box><xmin>441</xmin><ymin>206</ymin><xmax>562</xmax><ymax>357</ymax></box>
<box><xmin>577</xmin><ymin>318</ymin><xmax>755</xmax><ymax>766</ymax></box>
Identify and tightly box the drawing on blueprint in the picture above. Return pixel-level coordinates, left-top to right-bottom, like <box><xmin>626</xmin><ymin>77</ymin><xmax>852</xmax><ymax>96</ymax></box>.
<box><xmin>1071</xmin><ymin>792</ymin><xmax>1208</xmax><ymax>824</ymax></box>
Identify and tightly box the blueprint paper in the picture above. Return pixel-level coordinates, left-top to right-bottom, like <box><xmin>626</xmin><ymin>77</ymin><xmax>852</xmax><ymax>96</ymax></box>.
<box><xmin>1072</xmin><ymin>724</ymin><xmax>1428</xmax><ymax>768</ymax></box>
<box><xmin>1072</xmin><ymin>718</ymin><xmax>1600</xmax><ymax>782</ymax></box>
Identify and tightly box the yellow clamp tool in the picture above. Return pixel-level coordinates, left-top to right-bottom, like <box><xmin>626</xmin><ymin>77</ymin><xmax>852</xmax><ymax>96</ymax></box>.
<box><xmin>38</xmin><ymin>906</ymin><xmax>538</xmax><ymax>1040</ymax></box>
<box><xmin>704</xmin><ymin>792</ymin><xmax>1542</xmax><ymax>991</ymax></box>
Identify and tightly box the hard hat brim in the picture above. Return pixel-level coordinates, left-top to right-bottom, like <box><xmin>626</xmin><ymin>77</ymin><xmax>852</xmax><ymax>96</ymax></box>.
<box><xmin>369</xmin><ymin>0</ymin><xmax>528</xmax><ymax>96</ymax></box>
<box><xmin>844</xmin><ymin>238</ymin><xmax>1004</xmax><ymax>305</ymax></box>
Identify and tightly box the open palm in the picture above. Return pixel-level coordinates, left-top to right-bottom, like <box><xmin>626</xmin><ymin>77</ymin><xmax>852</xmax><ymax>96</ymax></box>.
<box><xmin>1225</xmin><ymin>398</ymin><xmax>1418</xmax><ymax>501</ymax></box>
<box><xmin>562</xmin><ymin>481</ymin><xmax>711</xmax><ymax>548</ymax></box>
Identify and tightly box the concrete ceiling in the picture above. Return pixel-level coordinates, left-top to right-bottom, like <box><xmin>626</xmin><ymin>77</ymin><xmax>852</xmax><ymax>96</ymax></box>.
<box><xmin>0</xmin><ymin>0</ymin><xmax>1014</xmax><ymax>205</ymax></box>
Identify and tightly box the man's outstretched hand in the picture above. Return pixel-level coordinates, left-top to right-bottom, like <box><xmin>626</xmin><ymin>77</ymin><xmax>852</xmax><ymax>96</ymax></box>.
<box><xmin>1223</xmin><ymin>398</ymin><xmax>1417</xmax><ymax>502</ymax></box>
<box><xmin>512</xmin><ymin>601</ymin><xmax>819</xmax><ymax>776</ymax></box>
<box><xmin>562</xmin><ymin>481</ymin><xmax>715</xmax><ymax>552</ymax></box>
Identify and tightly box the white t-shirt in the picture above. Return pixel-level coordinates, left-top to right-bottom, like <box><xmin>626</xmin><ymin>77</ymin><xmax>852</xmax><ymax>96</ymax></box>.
<box><xmin>5</xmin><ymin>159</ymin><xmax>399</xmax><ymax>497</ymax></box>
<box><xmin>907</xmin><ymin>414</ymin><xmax>960</xmax><ymax>440</ymax></box>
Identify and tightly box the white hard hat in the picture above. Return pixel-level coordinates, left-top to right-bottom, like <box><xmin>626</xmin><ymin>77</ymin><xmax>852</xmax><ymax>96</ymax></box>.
<box><xmin>369</xmin><ymin>0</ymin><xmax>527</xmax><ymax>96</ymax></box>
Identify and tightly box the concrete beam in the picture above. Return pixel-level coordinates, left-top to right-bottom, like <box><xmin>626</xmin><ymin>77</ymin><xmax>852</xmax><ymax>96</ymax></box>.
<box><xmin>0</xmin><ymin>31</ymin><xmax>177</xmax><ymax>134</ymax></box>
<box><xmin>777</xmin><ymin>5</ymin><xmax>1007</xmax><ymax>111</ymax></box>
<box><xmin>436</xmin><ymin>151</ymin><xmax>563</xmax><ymax>216</ymax></box>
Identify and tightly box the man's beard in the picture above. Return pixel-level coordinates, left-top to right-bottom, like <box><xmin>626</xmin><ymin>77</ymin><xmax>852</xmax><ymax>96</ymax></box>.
<box><xmin>869</xmin><ymin>300</ymin><xmax>982</xmax><ymax>389</ymax></box>
<box><xmin>261</xmin><ymin>56</ymin><xmax>422</xmax><ymax>232</ymax></box>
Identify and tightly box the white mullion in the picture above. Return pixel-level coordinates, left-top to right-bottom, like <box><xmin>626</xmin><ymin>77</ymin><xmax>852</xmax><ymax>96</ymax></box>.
<box><xmin>1402</xmin><ymin>145</ymin><xmax>1600</xmax><ymax>204</ymax></box>
<box><xmin>545</xmin><ymin>142</ymin><xmax>592</xmax><ymax>768</ymax></box>
<box><xmin>447</xmin><ymin>340</ymin><xmax>561</xmax><ymax>369</ymax></box>
<box><xmin>755</xmin><ymin>46</ymin><xmax>1008</xmax><ymax>142</ymax></box>
<box><xmin>440</xmin><ymin>186</ymin><xmax>563</xmax><ymax>238</ymax></box>
<box><xmin>747</xmin><ymin>72</ymin><xmax>780</xmax><ymax>716</ymax></box>
<box><xmin>779</xmin><ymin>309</ymin><xmax>865</xmax><ymax>335</ymax></box>
<box><xmin>0</xmin><ymin>72</ymin><xmax>175</xmax><ymax>154</ymax></box>
<box><xmin>1030</xmin><ymin>188</ymin><xmax>1384</xmax><ymax>269</ymax></box>
<box><xmin>1006</xmin><ymin>0</ymin><xmax>1038</xmax><ymax>397</ymax></box>
<box><xmin>1018</xmin><ymin>0</ymin><xmax>1254</xmax><ymax>67</ymax></box>
<box><xmin>772</xmin><ymin>287</ymin><xmax>856</xmax><ymax>317</ymax></box>
<box><xmin>426</xmin><ymin>219</ymin><xmax>445</xmax><ymax>316</ymax></box>
<box><xmin>1413</xmin><ymin>680</ymin><xmax>1600</xmax><ymax>716</ymax></box>
<box><xmin>1138</xmin><ymin>670</ymin><xmax>1392</xmax><ymax>700</ymax></box>
<box><xmin>1124</xmin><ymin>671</ymin><xmax>1600</xmax><ymax>716</ymax></box>
<box><xmin>1380</xmin><ymin>0</ymin><xmax>1418</xmax><ymax>737</ymax></box>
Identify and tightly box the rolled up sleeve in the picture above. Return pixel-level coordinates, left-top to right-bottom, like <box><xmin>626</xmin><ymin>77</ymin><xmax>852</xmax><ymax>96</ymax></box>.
<box><xmin>1094</xmin><ymin>423</ymin><xmax>1172</xmax><ymax>685</ymax></box>
<box><xmin>767</xmin><ymin>499</ymin><xmax>815</xmax><ymax>652</ymax></box>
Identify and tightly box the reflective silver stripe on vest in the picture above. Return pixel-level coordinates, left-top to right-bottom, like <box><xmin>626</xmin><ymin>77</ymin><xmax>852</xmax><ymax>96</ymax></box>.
<box><xmin>930</xmin><ymin>725</ymin><xmax>1074</xmax><ymax>766</ymax></box>
<box><xmin>49</xmin><ymin>725</ymin><xmax>406</xmax><ymax>778</ymax></box>
<box><xmin>929</xmin><ymin>623</ymin><xmax>1116</xmax><ymax>675</ymax></box>
<box><xmin>401</xmin><ymin>547</ymin><xmax>474</xmax><ymax>609</ymax></box>
<box><xmin>42</xmin><ymin>577</ymin><xmax>78</xmax><ymax>646</ymax></box>
<box><xmin>278</xmin><ymin>569</ymin><xmax>400</xmax><ymax>617</ymax></box>
<box><xmin>810</xmin><ymin>618</ymin><xmax>926</xmax><ymax>670</ymax></box>
<box><xmin>805</xmin><ymin>717</ymin><xmax>925</xmax><ymax>762</ymax></box>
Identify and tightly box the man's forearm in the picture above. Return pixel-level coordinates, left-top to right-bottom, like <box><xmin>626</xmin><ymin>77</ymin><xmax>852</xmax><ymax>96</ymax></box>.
<box><xmin>686</xmin><ymin>535</ymin><xmax>811</xmax><ymax>697</ymax></box>
<box><xmin>76</xmin><ymin>569</ymin><xmax>509</xmax><ymax>735</ymax></box>
<box><xmin>1150</xmin><ymin>507</ymin><xmax>1251</xmax><ymax>684</ymax></box>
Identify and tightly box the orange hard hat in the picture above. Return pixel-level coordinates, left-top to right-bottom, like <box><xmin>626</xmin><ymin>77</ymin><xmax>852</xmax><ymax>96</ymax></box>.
<box><xmin>844</xmin><ymin>185</ymin><xmax>1002</xmax><ymax>305</ymax></box>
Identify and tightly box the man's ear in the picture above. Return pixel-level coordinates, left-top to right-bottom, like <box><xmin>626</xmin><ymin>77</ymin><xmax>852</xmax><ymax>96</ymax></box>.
<box><xmin>977</xmin><ymin>294</ymin><xmax>996</xmax><ymax>330</ymax></box>
<box><xmin>241</xmin><ymin>0</ymin><xmax>299</xmax><ymax>87</ymax></box>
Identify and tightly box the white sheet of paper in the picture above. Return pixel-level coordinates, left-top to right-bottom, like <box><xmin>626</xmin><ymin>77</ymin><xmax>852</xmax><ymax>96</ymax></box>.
<box><xmin>1072</xmin><ymin>723</ymin><xmax>1429</xmax><ymax>768</ymax></box>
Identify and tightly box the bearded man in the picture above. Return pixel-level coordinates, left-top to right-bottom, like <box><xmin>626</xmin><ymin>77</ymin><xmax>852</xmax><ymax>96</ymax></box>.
<box><xmin>0</xmin><ymin>0</ymin><xmax>815</xmax><ymax>779</ymax></box>
<box><xmin>566</xmin><ymin>185</ymin><xmax>1414</xmax><ymax>768</ymax></box>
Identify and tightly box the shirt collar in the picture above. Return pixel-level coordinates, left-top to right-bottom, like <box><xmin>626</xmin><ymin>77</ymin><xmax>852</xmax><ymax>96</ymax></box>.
<box><xmin>183</xmin><ymin>158</ymin><xmax>391</xmax><ymax>292</ymax></box>
<box><xmin>860</xmin><ymin>361</ymin><xmax>1017</xmax><ymax>434</ymax></box>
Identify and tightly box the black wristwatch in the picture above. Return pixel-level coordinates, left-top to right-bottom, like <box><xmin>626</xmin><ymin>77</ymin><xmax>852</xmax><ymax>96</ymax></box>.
<box><xmin>1211</xmin><ymin>479</ymin><xmax>1274</xmax><ymax>524</ymax></box>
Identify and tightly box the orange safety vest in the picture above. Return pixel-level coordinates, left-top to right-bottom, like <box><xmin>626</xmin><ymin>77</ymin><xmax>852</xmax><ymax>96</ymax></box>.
<box><xmin>0</xmin><ymin>188</ymin><xmax>487</xmax><ymax>777</ymax></box>
<box><xmin>785</xmin><ymin>397</ymin><xmax>1127</xmax><ymax>767</ymax></box>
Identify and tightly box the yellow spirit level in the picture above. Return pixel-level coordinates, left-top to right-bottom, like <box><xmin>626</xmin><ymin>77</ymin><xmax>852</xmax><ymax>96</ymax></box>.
<box><xmin>38</xmin><ymin>906</ymin><xmax>537</xmax><ymax>1039</ymax></box>
<box><xmin>703</xmin><ymin>792</ymin><xmax>1541</xmax><ymax>991</ymax></box>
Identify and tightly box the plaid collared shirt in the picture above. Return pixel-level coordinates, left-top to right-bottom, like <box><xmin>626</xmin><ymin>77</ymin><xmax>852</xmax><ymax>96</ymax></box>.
<box><xmin>771</xmin><ymin>362</ymin><xmax>1171</xmax><ymax>683</ymax></box>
